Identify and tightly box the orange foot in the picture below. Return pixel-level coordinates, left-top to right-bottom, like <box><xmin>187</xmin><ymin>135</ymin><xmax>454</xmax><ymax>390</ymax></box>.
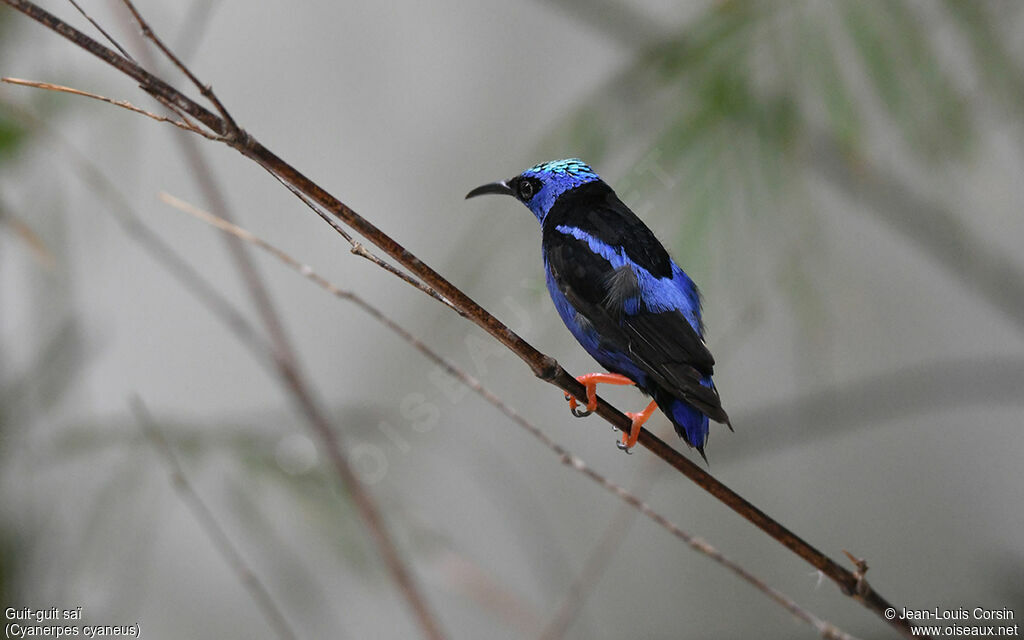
<box><xmin>564</xmin><ymin>373</ymin><xmax>635</xmax><ymax>417</ymax></box>
<box><xmin>617</xmin><ymin>400</ymin><xmax>659</xmax><ymax>453</ymax></box>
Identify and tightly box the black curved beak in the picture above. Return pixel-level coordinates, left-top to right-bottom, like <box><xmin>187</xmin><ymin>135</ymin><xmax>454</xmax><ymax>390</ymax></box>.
<box><xmin>465</xmin><ymin>180</ymin><xmax>514</xmax><ymax>199</ymax></box>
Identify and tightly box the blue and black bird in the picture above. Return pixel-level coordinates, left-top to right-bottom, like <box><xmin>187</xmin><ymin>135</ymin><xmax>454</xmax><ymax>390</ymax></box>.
<box><xmin>466</xmin><ymin>159</ymin><xmax>729</xmax><ymax>459</ymax></box>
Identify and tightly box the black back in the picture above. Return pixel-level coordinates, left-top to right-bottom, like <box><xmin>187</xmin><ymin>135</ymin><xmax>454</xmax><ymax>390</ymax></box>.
<box><xmin>543</xmin><ymin>181</ymin><xmax>673</xmax><ymax>279</ymax></box>
<box><xmin>540</xmin><ymin>181</ymin><xmax>728</xmax><ymax>425</ymax></box>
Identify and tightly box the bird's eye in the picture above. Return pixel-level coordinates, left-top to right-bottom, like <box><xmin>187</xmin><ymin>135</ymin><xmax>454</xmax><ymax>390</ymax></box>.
<box><xmin>517</xmin><ymin>179</ymin><xmax>535</xmax><ymax>201</ymax></box>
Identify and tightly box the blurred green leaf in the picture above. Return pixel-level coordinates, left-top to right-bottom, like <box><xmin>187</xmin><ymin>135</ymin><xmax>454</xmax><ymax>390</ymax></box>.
<box><xmin>0</xmin><ymin>105</ymin><xmax>29</xmax><ymax>164</ymax></box>
<box><xmin>840</xmin><ymin>0</ymin><xmax>969</xmax><ymax>157</ymax></box>
<box><xmin>547</xmin><ymin>0</ymin><xmax>1019</xmax><ymax>342</ymax></box>
<box><xmin>800</xmin><ymin>13</ymin><xmax>860</xmax><ymax>150</ymax></box>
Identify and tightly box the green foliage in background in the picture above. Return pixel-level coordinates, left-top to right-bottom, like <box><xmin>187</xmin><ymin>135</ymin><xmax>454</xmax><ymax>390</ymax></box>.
<box><xmin>0</xmin><ymin>12</ymin><xmax>29</xmax><ymax>164</ymax></box>
<box><xmin>546</xmin><ymin>0</ymin><xmax>1024</xmax><ymax>360</ymax></box>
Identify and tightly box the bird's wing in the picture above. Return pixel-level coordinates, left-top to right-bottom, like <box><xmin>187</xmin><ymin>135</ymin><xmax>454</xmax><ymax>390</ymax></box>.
<box><xmin>545</xmin><ymin>228</ymin><xmax>728</xmax><ymax>424</ymax></box>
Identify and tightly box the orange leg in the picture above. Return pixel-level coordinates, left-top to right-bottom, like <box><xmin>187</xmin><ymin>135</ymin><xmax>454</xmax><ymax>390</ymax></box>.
<box><xmin>564</xmin><ymin>373</ymin><xmax>635</xmax><ymax>416</ymax></box>
<box><xmin>618</xmin><ymin>400</ymin><xmax>659</xmax><ymax>453</ymax></box>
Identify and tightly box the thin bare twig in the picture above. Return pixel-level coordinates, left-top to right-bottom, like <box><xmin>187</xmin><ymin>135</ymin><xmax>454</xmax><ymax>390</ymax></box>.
<box><xmin>118</xmin><ymin>0</ymin><xmax>239</xmax><ymax>135</ymax></box>
<box><xmin>130</xmin><ymin>397</ymin><xmax>300</xmax><ymax>640</ymax></box>
<box><xmin>257</xmin><ymin>164</ymin><xmax>462</xmax><ymax>314</ymax></box>
<box><xmin>66</xmin><ymin>0</ymin><xmax>134</xmax><ymax>60</ymax></box>
<box><xmin>0</xmin><ymin>2</ymin><xmax>920</xmax><ymax>636</ymax></box>
<box><xmin>162</xmin><ymin>193</ymin><xmax>863</xmax><ymax>640</ymax></box>
<box><xmin>1</xmin><ymin>77</ymin><xmax>219</xmax><ymax>139</ymax></box>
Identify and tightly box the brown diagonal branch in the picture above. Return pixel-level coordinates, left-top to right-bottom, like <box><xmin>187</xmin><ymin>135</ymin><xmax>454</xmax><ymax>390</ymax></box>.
<box><xmin>0</xmin><ymin>1</ymin><xmax>921</xmax><ymax>637</ymax></box>
<box><xmin>161</xmin><ymin>192</ymin><xmax>863</xmax><ymax>640</ymax></box>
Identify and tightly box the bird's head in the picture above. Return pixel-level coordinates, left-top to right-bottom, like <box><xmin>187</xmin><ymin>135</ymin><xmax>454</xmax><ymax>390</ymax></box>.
<box><xmin>465</xmin><ymin>158</ymin><xmax>601</xmax><ymax>223</ymax></box>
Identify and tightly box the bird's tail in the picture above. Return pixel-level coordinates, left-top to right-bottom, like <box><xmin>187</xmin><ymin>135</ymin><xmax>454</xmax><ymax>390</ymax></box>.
<box><xmin>653</xmin><ymin>378</ymin><xmax>718</xmax><ymax>461</ymax></box>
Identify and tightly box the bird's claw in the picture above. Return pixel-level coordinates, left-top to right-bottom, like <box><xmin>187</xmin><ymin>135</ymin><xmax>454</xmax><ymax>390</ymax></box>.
<box><xmin>616</xmin><ymin>439</ymin><xmax>634</xmax><ymax>454</ymax></box>
<box><xmin>564</xmin><ymin>373</ymin><xmax>634</xmax><ymax>419</ymax></box>
<box><xmin>565</xmin><ymin>391</ymin><xmax>594</xmax><ymax>417</ymax></box>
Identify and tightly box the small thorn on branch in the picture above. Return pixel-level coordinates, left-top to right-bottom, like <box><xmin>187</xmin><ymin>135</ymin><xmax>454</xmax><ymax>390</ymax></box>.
<box><xmin>843</xmin><ymin>549</ymin><xmax>871</xmax><ymax>596</ymax></box>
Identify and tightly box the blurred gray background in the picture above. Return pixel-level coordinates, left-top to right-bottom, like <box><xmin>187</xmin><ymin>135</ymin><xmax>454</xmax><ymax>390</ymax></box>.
<box><xmin>2</xmin><ymin>1</ymin><xmax>1023</xmax><ymax>638</ymax></box>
